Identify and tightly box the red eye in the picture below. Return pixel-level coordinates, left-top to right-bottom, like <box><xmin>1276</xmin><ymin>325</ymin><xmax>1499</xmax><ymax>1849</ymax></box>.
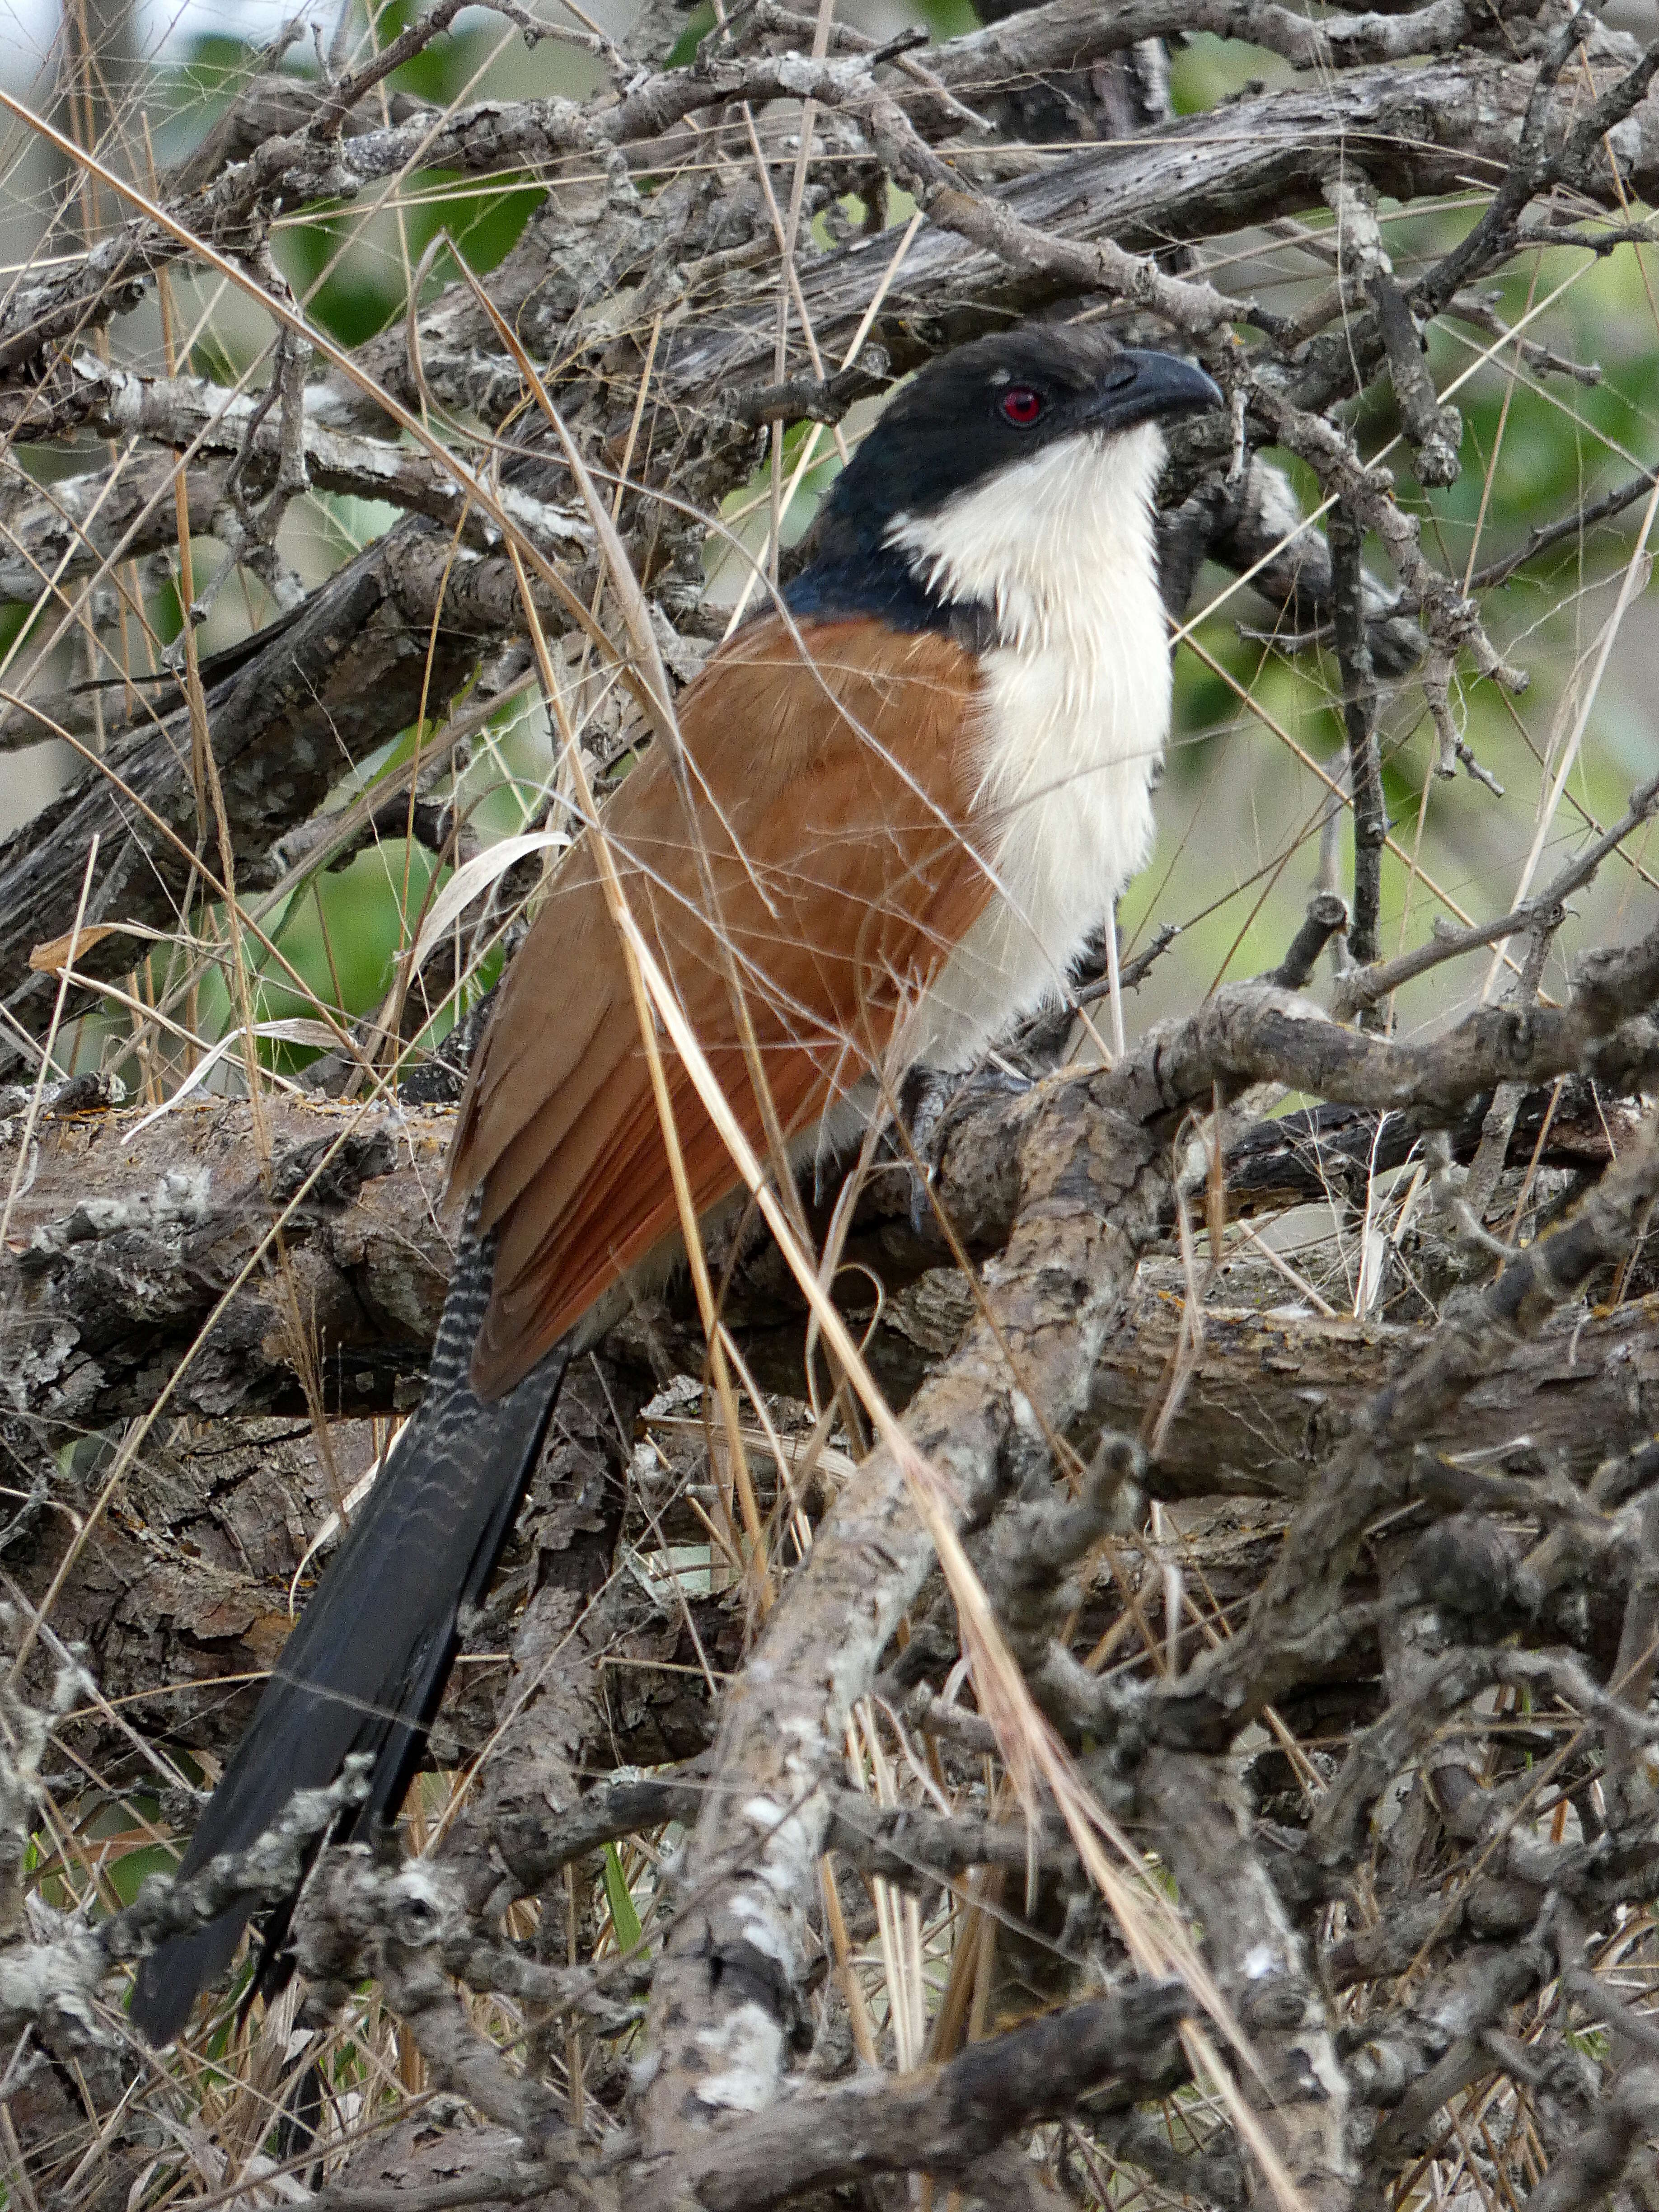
<box><xmin>998</xmin><ymin>384</ymin><xmax>1045</xmax><ymax>427</ymax></box>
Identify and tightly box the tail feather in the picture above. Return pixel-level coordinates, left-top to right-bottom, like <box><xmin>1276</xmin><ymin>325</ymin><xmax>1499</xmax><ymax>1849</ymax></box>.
<box><xmin>131</xmin><ymin>1225</ymin><xmax>567</xmax><ymax>2046</ymax></box>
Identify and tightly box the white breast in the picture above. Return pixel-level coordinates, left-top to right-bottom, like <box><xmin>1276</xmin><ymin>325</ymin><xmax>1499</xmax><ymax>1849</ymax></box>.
<box><xmin>884</xmin><ymin>421</ymin><xmax>1172</xmax><ymax>1070</ymax></box>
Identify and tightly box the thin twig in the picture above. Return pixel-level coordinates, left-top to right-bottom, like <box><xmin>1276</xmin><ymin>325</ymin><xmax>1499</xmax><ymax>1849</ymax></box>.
<box><xmin>1327</xmin><ymin>505</ymin><xmax>1385</xmax><ymax>1006</ymax></box>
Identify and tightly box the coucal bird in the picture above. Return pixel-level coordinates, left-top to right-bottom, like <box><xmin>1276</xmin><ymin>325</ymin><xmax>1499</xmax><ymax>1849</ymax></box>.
<box><xmin>131</xmin><ymin>324</ymin><xmax>1220</xmax><ymax>2044</ymax></box>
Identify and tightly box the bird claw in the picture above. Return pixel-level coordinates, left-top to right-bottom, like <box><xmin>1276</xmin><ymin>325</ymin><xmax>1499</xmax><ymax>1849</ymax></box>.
<box><xmin>897</xmin><ymin>1062</ymin><xmax>1031</xmax><ymax>1236</ymax></box>
<box><xmin>909</xmin><ymin>1158</ymin><xmax>937</xmax><ymax>1239</ymax></box>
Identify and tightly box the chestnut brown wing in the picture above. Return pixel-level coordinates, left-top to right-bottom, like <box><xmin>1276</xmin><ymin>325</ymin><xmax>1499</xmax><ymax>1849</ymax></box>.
<box><xmin>450</xmin><ymin>614</ymin><xmax>993</xmax><ymax>1396</ymax></box>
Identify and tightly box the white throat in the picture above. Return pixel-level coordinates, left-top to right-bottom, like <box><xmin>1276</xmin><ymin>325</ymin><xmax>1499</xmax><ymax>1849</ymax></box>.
<box><xmin>885</xmin><ymin>422</ymin><xmax>1172</xmax><ymax>1068</ymax></box>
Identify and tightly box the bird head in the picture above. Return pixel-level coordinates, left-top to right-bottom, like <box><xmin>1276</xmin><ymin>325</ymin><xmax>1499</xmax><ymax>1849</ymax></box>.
<box><xmin>788</xmin><ymin>327</ymin><xmax>1222</xmax><ymax>631</ymax></box>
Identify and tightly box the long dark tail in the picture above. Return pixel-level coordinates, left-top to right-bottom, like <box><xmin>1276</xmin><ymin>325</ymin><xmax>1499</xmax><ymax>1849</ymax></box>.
<box><xmin>131</xmin><ymin>1221</ymin><xmax>568</xmax><ymax>2046</ymax></box>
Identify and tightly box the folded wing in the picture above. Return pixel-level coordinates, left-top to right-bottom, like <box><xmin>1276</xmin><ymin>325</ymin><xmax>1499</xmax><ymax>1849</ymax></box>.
<box><xmin>451</xmin><ymin>614</ymin><xmax>993</xmax><ymax>1396</ymax></box>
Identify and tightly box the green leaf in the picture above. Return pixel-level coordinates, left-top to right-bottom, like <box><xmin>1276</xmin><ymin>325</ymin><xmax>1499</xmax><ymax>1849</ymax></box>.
<box><xmin>603</xmin><ymin>1845</ymin><xmax>642</xmax><ymax>1951</ymax></box>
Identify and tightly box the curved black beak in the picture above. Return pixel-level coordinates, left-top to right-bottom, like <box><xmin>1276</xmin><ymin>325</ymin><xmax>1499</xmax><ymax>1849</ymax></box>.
<box><xmin>1084</xmin><ymin>348</ymin><xmax>1223</xmax><ymax>435</ymax></box>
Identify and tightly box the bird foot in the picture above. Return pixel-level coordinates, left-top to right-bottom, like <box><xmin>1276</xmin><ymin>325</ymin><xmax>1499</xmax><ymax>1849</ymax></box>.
<box><xmin>897</xmin><ymin>1062</ymin><xmax>1030</xmax><ymax>1235</ymax></box>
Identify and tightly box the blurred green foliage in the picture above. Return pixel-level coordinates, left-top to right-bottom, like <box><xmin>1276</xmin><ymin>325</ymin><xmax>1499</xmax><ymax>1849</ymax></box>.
<box><xmin>178</xmin><ymin>696</ymin><xmax>550</xmax><ymax>1080</ymax></box>
<box><xmin>1137</xmin><ymin>216</ymin><xmax>1656</xmax><ymax>1013</ymax></box>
